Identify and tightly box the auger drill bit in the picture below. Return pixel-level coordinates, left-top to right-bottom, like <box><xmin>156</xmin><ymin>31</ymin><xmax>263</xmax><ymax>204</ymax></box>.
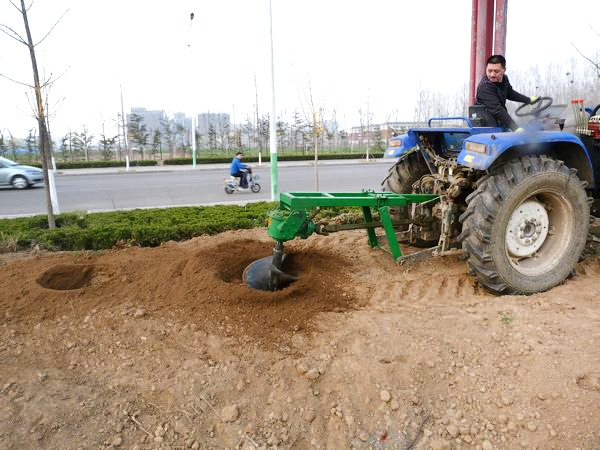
<box><xmin>243</xmin><ymin>241</ymin><xmax>298</xmax><ymax>291</ymax></box>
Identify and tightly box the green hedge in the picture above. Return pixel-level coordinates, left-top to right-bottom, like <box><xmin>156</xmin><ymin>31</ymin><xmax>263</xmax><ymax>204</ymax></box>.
<box><xmin>163</xmin><ymin>152</ymin><xmax>384</xmax><ymax>165</ymax></box>
<box><xmin>0</xmin><ymin>203</ymin><xmax>363</xmax><ymax>252</ymax></box>
<box><xmin>22</xmin><ymin>154</ymin><xmax>383</xmax><ymax>169</ymax></box>
<box><xmin>0</xmin><ymin>203</ymin><xmax>274</xmax><ymax>251</ymax></box>
<box><xmin>26</xmin><ymin>160</ymin><xmax>159</xmax><ymax>169</ymax></box>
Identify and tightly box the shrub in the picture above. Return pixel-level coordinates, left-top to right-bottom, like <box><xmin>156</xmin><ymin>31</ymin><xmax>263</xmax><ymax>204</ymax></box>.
<box><xmin>0</xmin><ymin>203</ymin><xmax>365</xmax><ymax>253</ymax></box>
<box><xmin>0</xmin><ymin>203</ymin><xmax>275</xmax><ymax>252</ymax></box>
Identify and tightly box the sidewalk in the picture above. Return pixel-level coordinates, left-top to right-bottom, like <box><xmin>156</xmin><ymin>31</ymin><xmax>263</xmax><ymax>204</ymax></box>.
<box><xmin>54</xmin><ymin>157</ymin><xmax>390</xmax><ymax>176</ymax></box>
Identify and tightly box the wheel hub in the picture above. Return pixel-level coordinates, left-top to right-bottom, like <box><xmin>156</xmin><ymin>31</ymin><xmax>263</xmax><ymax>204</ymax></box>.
<box><xmin>506</xmin><ymin>199</ymin><xmax>549</xmax><ymax>258</ymax></box>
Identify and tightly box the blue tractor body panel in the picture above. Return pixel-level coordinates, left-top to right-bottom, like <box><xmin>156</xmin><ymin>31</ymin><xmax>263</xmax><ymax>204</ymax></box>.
<box><xmin>384</xmin><ymin>133</ymin><xmax>415</xmax><ymax>158</ymax></box>
<box><xmin>384</xmin><ymin>127</ymin><xmax>502</xmax><ymax>159</ymax></box>
<box><xmin>458</xmin><ymin>130</ymin><xmax>596</xmax><ymax>187</ymax></box>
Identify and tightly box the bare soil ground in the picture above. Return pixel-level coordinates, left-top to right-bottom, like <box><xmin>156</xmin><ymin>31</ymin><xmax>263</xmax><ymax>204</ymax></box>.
<box><xmin>1</xmin><ymin>228</ymin><xmax>599</xmax><ymax>449</ymax></box>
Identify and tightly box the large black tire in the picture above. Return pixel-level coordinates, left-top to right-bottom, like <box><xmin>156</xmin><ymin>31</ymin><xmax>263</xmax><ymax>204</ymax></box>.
<box><xmin>460</xmin><ymin>155</ymin><xmax>589</xmax><ymax>294</ymax></box>
<box><xmin>381</xmin><ymin>151</ymin><xmax>430</xmax><ymax>227</ymax></box>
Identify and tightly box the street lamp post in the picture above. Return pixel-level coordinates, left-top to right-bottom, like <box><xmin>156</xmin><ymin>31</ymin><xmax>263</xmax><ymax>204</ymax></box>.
<box><xmin>189</xmin><ymin>12</ymin><xmax>197</xmax><ymax>169</ymax></box>
<box><xmin>268</xmin><ymin>0</ymin><xmax>279</xmax><ymax>201</ymax></box>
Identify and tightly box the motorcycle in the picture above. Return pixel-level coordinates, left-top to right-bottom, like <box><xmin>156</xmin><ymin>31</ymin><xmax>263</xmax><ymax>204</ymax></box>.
<box><xmin>224</xmin><ymin>172</ymin><xmax>261</xmax><ymax>194</ymax></box>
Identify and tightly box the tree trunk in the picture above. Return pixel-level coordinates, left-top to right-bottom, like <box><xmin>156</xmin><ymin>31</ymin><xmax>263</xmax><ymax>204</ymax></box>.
<box><xmin>20</xmin><ymin>0</ymin><xmax>56</xmax><ymax>228</ymax></box>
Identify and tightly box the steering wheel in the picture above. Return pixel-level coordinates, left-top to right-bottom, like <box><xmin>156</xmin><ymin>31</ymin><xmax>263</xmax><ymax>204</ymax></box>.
<box><xmin>515</xmin><ymin>96</ymin><xmax>553</xmax><ymax>117</ymax></box>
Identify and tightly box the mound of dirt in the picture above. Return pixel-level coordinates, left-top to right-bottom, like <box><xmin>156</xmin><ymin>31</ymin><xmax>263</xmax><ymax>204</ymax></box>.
<box><xmin>0</xmin><ymin>228</ymin><xmax>599</xmax><ymax>449</ymax></box>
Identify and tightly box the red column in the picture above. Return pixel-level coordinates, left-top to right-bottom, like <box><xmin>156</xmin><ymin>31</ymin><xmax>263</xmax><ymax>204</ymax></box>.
<box><xmin>470</xmin><ymin>0</ymin><xmax>496</xmax><ymax>105</ymax></box>
<box><xmin>469</xmin><ymin>0</ymin><xmax>479</xmax><ymax>105</ymax></box>
<box><xmin>494</xmin><ymin>0</ymin><xmax>508</xmax><ymax>55</ymax></box>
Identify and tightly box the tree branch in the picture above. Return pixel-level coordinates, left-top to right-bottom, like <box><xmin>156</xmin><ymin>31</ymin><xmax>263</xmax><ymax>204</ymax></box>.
<box><xmin>8</xmin><ymin>0</ymin><xmax>22</xmax><ymax>13</ymax></box>
<box><xmin>35</xmin><ymin>8</ymin><xmax>69</xmax><ymax>47</ymax></box>
<box><xmin>571</xmin><ymin>43</ymin><xmax>600</xmax><ymax>78</ymax></box>
<box><xmin>39</xmin><ymin>66</ymin><xmax>70</xmax><ymax>89</ymax></box>
<box><xmin>0</xmin><ymin>23</ymin><xmax>28</xmax><ymax>45</ymax></box>
<box><xmin>0</xmin><ymin>72</ymin><xmax>32</xmax><ymax>87</ymax></box>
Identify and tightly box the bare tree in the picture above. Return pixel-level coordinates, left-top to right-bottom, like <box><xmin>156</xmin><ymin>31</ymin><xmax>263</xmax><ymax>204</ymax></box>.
<box><xmin>296</xmin><ymin>78</ymin><xmax>328</xmax><ymax>189</ymax></box>
<box><xmin>573</xmin><ymin>25</ymin><xmax>600</xmax><ymax>78</ymax></box>
<box><xmin>241</xmin><ymin>117</ymin><xmax>255</xmax><ymax>149</ymax></box>
<box><xmin>98</xmin><ymin>122</ymin><xmax>118</xmax><ymax>161</ymax></box>
<box><xmin>74</xmin><ymin>126</ymin><xmax>94</xmax><ymax>162</ymax></box>
<box><xmin>0</xmin><ymin>1</ymin><xmax>68</xmax><ymax>228</ymax></box>
<box><xmin>511</xmin><ymin>59</ymin><xmax>600</xmax><ymax>108</ymax></box>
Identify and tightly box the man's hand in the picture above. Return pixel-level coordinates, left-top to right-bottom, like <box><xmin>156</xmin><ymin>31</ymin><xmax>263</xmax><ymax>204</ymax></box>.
<box><xmin>530</xmin><ymin>96</ymin><xmax>540</xmax><ymax>104</ymax></box>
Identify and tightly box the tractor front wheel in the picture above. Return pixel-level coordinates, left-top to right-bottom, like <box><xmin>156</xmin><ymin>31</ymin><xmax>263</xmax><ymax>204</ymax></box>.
<box><xmin>460</xmin><ymin>156</ymin><xmax>589</xmax><ymax>294</ymax></box>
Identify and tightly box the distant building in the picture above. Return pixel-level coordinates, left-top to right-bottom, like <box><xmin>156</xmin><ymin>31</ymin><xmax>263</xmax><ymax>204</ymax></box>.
<box><xmin>127</xmin><ymin>108</ymin><xmax>165</xmax><ymax>136</ymax></box>
<box><xmin>322</xmin><ymin>120</ymin><xmax>339</xmax><ymax>134</ymax></box>
<box><xmin>196</xmin><ymin>113</ymin><xmax>230</xmax><ymax>135</ymax></box>
<box><xmin>173</xmin><ymin>112</ymin><xmax>191</xmax><ymax>131</ymax></box>
<box><xmin>380</xmin><ymin>122</ymin><xmax>425</xmax><ymax>139</ymax></box>
<box><xmin>127</xmin><ymin>108</ymin><xmax>192</xmax><ymax>145</ymax></box>
<box><xmin>346</xmin><ymin>121</ymin><xmax>425</xmax><ymax>145</ymax></box>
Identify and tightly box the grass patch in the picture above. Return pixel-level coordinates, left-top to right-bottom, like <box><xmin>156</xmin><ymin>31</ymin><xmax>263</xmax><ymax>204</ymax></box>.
<box><xmin>0</xmin><ymin>232</ymin><xmax>21</xmax><ymax>253</ymax></box>
<box><xmin>499</xmin><ymin>313</ymin><xmax>513</xmax><ymax>325</ymax></box>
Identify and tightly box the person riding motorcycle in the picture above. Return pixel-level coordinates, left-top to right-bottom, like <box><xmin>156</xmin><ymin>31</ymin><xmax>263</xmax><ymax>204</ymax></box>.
<box><xmin>230</xmin><ymin>151</ymin><xmax>252</xmax><ymax>189</ymax></box>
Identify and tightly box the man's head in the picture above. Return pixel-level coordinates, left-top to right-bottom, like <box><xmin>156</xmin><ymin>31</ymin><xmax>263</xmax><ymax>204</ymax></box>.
<box><xmin>485</xmin><ymin>54</ymin><xmax>506</xmax><ymax>83</ymax></box>
<box><xmin>236</xmin><ymin>151</ymin><xmax>243</xmax><ymax>159</ymax></box>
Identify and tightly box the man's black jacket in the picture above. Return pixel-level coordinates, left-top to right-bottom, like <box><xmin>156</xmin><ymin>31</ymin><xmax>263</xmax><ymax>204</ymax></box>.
<box><xmin>476</xmin><ymin>74</ymin><xmax>530</xmax><ymax>130</ymax></box>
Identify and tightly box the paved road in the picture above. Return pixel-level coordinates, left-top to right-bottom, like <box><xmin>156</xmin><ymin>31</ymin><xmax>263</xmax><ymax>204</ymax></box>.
<box><xmin>0</xmin><ymin>159</ymin><xmax>395</xmax><ymax>217</ymax></box>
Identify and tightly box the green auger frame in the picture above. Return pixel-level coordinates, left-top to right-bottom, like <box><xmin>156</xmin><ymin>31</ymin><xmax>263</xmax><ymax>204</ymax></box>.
<box><xmin>267</xmin><ymin>191</ymin><xmax>439</xmax><ymax>261</ymax></box>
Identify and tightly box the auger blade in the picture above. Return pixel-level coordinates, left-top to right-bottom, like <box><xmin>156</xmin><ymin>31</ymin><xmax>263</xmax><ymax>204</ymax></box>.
<box><xmin>243</xmin><ymin>242</ymin><xmax>298</xmax><ymax>291</ymax></box>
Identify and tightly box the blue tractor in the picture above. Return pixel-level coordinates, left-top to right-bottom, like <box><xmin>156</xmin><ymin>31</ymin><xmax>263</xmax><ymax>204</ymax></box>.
<box><xmin>381</xmin><ymin>98</ymin><xmax>600</xmax><ymax>294</ymax></box>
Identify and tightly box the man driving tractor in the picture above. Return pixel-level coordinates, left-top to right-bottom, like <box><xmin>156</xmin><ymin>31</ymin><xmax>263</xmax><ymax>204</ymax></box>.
<box><xmin>476</xmin><ymin>54</ymin><xmax>538</xmax><ymax>131</ymax></box>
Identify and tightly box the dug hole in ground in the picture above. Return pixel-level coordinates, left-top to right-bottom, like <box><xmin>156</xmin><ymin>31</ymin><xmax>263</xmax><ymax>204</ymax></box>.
<box><xmin>0</xmin><ymin>228</ymin><xmax>599</xmax><ymax>449</ymax></box>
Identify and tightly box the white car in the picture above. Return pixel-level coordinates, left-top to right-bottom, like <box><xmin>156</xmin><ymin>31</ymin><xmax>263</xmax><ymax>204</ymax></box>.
<box><xmin>0</xmin><ymin>156</ymin><xmax>44</xmax><ymax>189</ymax></box>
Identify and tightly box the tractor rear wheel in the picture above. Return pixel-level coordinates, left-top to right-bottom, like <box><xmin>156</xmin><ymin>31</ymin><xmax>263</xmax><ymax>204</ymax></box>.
<box><xmin>381</xmin><ymin>150</ymin><xmax>429</xmax><ymax>224</ymax></box>
<box><xmin>460</xmin><ymin>155</ymin><xmax>589</xmax><ymax>294</ymax></box>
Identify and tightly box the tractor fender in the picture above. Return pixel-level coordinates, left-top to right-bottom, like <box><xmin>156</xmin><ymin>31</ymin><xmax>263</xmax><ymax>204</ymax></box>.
<box><xmin>458</xmin><ymin>131</ymin><xmax>595</xmax><ymax>187</ymax></box>
<box><xmin>383</xmin><ymin>133</ymin><xmax>417</xmax><ymax>158</ymax></box>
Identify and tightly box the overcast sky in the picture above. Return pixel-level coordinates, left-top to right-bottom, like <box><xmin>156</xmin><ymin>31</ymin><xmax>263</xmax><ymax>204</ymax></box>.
<box><xmin>1</xmin><ymin>0</ymin><xmax>600</xmax><ymax>139</ymax></box>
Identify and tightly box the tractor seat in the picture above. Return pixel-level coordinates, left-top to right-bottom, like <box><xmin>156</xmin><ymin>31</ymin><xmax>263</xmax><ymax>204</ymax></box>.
<box><xmin>468</xmin><ymin>105</ymin><xmax>496</xmax><ymax>127</ymax></box>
